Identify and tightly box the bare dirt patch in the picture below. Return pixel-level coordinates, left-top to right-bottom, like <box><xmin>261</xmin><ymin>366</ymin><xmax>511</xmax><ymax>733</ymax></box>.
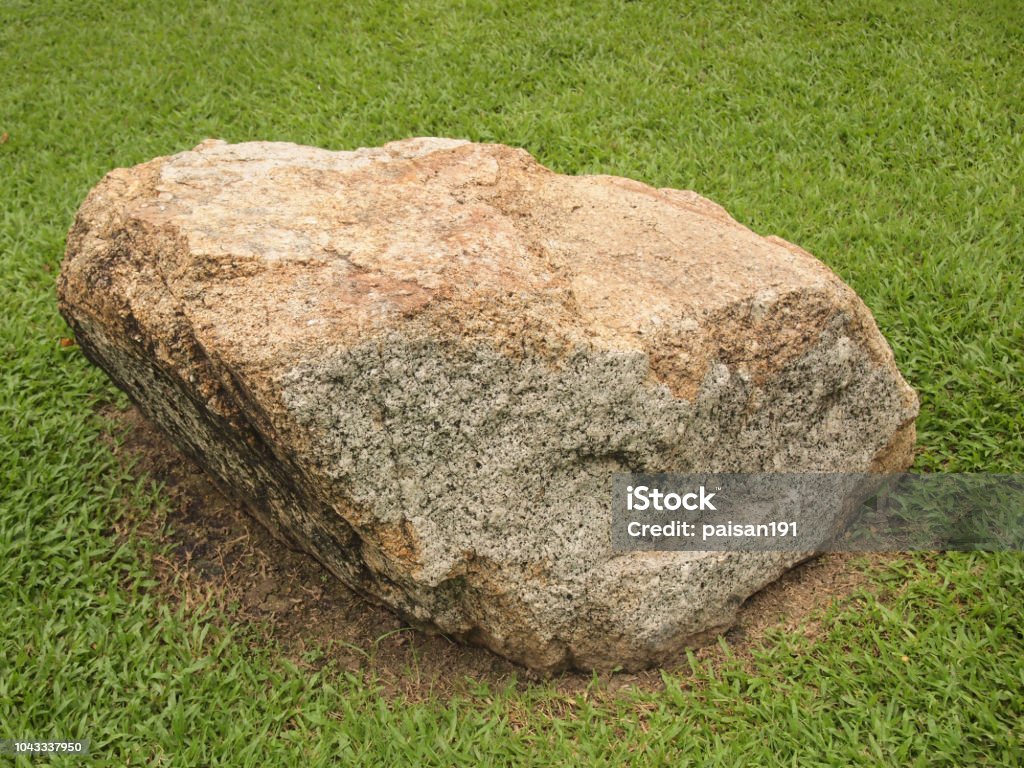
<box><xmin>104</xmin><ymin>405</ymin><xmax>896</xmax><ymax>701</ymax></box>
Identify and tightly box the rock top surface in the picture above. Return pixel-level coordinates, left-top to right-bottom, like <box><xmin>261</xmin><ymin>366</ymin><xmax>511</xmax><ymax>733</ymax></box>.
<box><xmin>59</xmin><ymin>138</ymin><xmax>918</xmax><ymax>671</ymax></box>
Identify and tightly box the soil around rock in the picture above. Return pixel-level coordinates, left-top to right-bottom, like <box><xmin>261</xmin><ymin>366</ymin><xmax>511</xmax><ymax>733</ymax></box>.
<box><xmin>105</xmin><ymin>404</ymin><xmax>896</xmax><ymax>701</ymax></box>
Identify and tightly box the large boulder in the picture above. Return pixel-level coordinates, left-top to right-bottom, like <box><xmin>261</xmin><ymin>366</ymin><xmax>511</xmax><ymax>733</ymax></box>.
<box><xmin>58</xmin><ymin>138</ymin><xmax>917</xmax><ymax>672</ymax></box>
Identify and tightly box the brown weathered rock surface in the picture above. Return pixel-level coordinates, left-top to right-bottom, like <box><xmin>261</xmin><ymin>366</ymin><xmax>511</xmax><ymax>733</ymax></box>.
<box><xmin>58</xmin><ymin>138</ymin><xmax>918</xmax><ymax>672</ymax></box>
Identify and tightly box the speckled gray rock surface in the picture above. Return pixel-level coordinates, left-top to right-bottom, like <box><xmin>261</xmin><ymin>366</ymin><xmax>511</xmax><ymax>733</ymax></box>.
<box><xmin>58</xmin><ymin>138</ymin><xmax>918</xmax><ymax>672</ymax></box>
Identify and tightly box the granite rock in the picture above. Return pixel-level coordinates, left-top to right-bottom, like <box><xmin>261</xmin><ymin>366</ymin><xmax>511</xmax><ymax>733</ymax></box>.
<box><xmin>58</xmin><ymin>138</ymin><xmax>918</xmax><ymax>671</ymax></box>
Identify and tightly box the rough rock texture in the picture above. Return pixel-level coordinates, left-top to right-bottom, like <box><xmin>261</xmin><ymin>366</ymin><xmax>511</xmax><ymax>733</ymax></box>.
<box><xmin>58</xmin><ymin>138</ymin><xmax>918</xmax><ymax>672</ymax></box>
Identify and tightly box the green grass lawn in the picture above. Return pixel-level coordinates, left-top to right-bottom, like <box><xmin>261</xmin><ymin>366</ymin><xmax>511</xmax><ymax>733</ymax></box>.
<box><xmin>2</xmin><ymin>0</ymin><xmax>1022</xmax><ymax>764</ymax></box>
